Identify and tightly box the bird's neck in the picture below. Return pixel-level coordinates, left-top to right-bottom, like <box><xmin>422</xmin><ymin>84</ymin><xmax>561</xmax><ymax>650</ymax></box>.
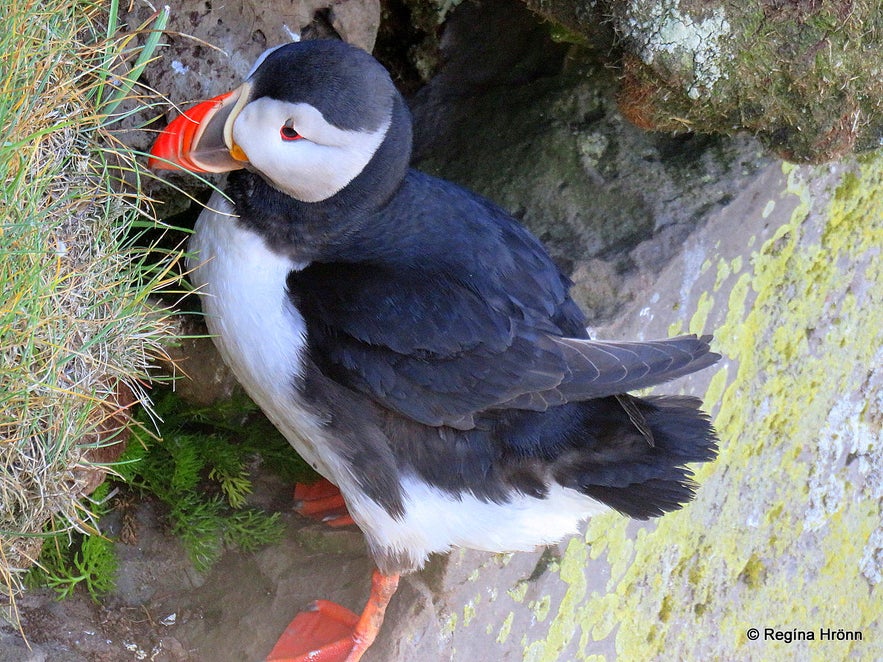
<box><xmin>226</xmin><ymin>95</ymin><xmax>413</xmax><ymax>262</ymax></box>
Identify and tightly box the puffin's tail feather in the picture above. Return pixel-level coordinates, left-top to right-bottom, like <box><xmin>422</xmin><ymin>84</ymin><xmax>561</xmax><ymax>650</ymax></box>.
<box><xmin>552</xmin><ymin>395</ymin><xmax>718</xmax><ymax>519</ymax></box>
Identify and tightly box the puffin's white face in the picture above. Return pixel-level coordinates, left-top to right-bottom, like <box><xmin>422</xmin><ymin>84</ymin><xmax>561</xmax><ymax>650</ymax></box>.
<box><xmin>232</xmin><ymin>97</ymin><xmax>391</xmax><ymax>203</ymax></box>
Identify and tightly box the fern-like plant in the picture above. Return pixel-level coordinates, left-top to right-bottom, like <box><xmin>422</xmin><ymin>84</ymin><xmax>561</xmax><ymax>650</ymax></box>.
<box><xmin>26</xmin><ymin>483</ymin><xmax>118</xmax><ymax>601</ymax></box>
<box><xmin>116</xmin><ymin>389</ymin><xmax>317</xmax><ymax>574</ymax></box>
<box><xmin>27</xmin><ymin>388</ymin><xmax>318</xmax><ymax>595</ymax></box>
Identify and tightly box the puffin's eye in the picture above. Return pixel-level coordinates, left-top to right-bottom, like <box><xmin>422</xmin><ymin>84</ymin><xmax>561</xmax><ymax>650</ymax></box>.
<box><xmin>280</xmin><ymin>124</ymin><xmax>302</xmax><ymax>141</ymax></box>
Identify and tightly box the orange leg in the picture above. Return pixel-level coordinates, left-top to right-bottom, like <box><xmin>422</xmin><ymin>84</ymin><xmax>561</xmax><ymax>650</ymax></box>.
<box><xmin>266</xmin><ymin>569</ymin><xmax>400</xmax><ymax>662</ymax></box>
<box><xmin>293</xmin><ymin>478</ymin><xmax>355</xmax><ymax>527</ymax></box>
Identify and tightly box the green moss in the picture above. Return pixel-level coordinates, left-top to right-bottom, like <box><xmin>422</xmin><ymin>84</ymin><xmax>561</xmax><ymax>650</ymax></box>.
<box><xmin>832</xmin><ymin>171</ymin><xmax>861</xmax><ymax>202</ymax></box>
<box><xmin>548</xmin><ymin>23</ymin><xmax>590</xmax><ymax>46</ymax></box>
<box><xmin>25</xmin><ymin>383</ymin><xmax>302</xmax><ymax>595</ymax></box>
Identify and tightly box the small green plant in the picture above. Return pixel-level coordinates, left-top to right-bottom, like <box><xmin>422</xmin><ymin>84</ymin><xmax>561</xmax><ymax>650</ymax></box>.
<box><xmin>116</xmin><ymin>389</ymin><xmax>316</xmax><ymax>573</ymax></box>
<box><xmin>25</xmin><ymin>483</ymin><xmax>118</xmax><ymax>601</ymax></box>
<box><xmin>26</xmin><ymin>389</ymin><xmax>318</xmax><ymax>596</ymax></box>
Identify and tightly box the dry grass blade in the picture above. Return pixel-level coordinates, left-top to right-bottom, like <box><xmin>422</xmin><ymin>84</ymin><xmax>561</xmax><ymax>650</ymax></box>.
<box><xmin>1</xmin><ymin>0</ymin><xmax>178</xmax><ymax>625</ymax></box>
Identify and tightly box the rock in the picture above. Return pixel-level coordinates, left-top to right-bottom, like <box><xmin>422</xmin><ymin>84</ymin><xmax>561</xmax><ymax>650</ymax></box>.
<box><xmin>412</xmin><ymin>0</ymin><xmax>768</xmax><ymax>323</ymax></box>
<box><xmin>123</xmin><ymin>0</ymin><xmax>380</xmax><ymax>106</ymax></box>
<box><xmin>558</xmin><ymin>154</ymin><xmax>883</xmax><ymax>662</ymax></box>
<box><xmin>328</xmin><ymin>0</ymin><xmax>382</xmax><ymax>52</ymax></box>
<box><xmin>525</xmin><ymin>0</ymin><xmax>883</xmax><ymax>163</ymax></box>
<box><xmin>160</xmin><ymin>334</ymin><xmax>239</xmax><ymax>407</ymax></box>
<box><xmin>0</xmin><ymin>636</ymin><xmax>48</xmax><ymax>662</ymax></box>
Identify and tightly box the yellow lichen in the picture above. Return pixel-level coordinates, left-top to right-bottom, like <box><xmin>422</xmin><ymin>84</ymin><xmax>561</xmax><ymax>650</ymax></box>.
<box><xmin>497</xmin><ymin>611</ymin><xmax>515</xmax><ymax>644</ymax></box>
<box><xmin>441</xmin><ymin>611</ymin><xmax>458</xmax><ymax>637</ymax></box>
<box><xmin>531</xmin><ymin>594</ymin><xmax>552</xmax><ymax>622</ymax></box>
<box><xmin>508</xmin><ymin>580</ymin><xmax>529</xmax><ymax>603</ymax></box>
<box><xmin>463</xmin><ymin>595</ymin><xmax>480</xmax><ymax>627</ymax></box>
<box><xmin>517</xmin><ymin>154</ymin><xmax>883</xmax><ymax>660</ymax></box>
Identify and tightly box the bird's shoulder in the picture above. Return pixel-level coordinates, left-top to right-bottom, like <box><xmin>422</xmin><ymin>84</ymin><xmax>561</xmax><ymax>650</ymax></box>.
<box><xmin>293</xmin><ymin>168</ymin><xmax>588</xmax><ymax>352</ymax></box>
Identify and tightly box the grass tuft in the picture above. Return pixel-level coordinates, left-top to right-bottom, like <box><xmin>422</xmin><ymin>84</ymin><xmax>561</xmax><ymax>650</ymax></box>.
<box><xmin>1</xmin><ymin>0</ymin><xmax>178</xmax><ymax>623</ymax></box>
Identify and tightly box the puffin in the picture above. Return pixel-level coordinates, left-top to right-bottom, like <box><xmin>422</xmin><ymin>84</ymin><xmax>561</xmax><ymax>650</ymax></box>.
<box><xmin>149</xmin><ymin>39</ymin><xmax>719</xmax><ymax>662</ymax></box>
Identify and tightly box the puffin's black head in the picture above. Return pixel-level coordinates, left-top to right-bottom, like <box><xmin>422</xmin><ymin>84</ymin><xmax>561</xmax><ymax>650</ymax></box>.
<box><xmin>249</xmin><ymin>40</ymin><xmax>395</xmax><ymax>134</ymax></box>
<box><xmin>149</xmin><ymin>39</ymin><xmax>412</xmax><ymax>205</ymax></box>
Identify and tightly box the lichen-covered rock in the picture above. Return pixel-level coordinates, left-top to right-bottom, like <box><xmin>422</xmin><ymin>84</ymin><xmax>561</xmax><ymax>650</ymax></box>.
<box><xmin>550</xmin><ymin>153</ymin><xmax>883</xmax><ymax>662</ymax></box>
<box><xmin>525</xmin><ymin>0</ymin><xmax>883</xmax><ymax>163</ymax></box>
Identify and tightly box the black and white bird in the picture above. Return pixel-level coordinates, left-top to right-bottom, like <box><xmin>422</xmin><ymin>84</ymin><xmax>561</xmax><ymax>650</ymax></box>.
<box><xmin>150</xmin><ymin>39</ymin><xmax>719</xmax><ymax>662</ymax></box>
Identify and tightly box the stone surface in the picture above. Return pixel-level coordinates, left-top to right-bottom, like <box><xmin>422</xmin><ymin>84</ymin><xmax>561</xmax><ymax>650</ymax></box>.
<box><xmin>124</xmin><ymin>0</ymin><xmax>380</xmax><ymax>105</ymax></box>
<box><xmin>412</xmin><ymin>0</ymin><xmax>769</xmax><ymax>323</ymax></box>
<box><xmin>554</xmin><ymin>155</ymin><xmax>883</xmax><ymax>661</ymax></box>
<box><xmin>525</xmin><ymin>0</ymin><xmax>883</xmax><ymax>164</ymax></box>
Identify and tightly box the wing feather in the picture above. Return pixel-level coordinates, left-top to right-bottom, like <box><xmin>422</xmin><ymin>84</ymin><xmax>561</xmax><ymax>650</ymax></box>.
<box><xmin>287</xmin><ymin>171</ymin><xmax>719</xmax><ymax>429</ymax></box>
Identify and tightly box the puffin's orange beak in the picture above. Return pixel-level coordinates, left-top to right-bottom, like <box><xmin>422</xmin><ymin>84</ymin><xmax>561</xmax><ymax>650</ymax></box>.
<box><xmin>148</xmin><ymin>83</ymin><xmax>251</xmax><ymax>173</ymax></box>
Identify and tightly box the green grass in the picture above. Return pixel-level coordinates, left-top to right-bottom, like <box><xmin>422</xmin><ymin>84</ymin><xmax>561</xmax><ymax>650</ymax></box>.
<box><xmin>0</xmin><ymin>0</ymin><xmax>177</xmax><ymax>622</ymax></box>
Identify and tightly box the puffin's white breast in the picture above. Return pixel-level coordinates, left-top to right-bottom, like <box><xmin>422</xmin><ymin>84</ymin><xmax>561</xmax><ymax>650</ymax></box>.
<box><xmin>187</xmin><ymin>191</ymin><xmax>332</xmax><ymax>476</ymax></box>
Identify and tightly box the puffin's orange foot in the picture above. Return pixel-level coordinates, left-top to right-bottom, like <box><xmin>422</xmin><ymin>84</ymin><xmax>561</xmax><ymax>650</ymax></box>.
<box><xmin>267</xmin><ymin>570</ymin><xmax>400</xmax><ymax>662</ymax></box>
<box><xmin>266</xmin><ymin>600</ymin><xmax>359</xmax><ymax>661</ymax></box>
<box><xmin>293</xmin><ymin>478</ymin><xmax>354</xmax><ymax>527</ymax></box>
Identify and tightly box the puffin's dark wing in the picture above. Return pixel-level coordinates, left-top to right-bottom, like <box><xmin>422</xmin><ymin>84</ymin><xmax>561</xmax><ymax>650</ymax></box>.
<box><xmin>288</xmin><ymin>171</ymin><xmax>718</xmax><ymax>428</ymax></box>
<box><xmin>290</xmin><ymin>260</ymin><xmax>558</xmax><ymax>426</ymax></box>
<box><xmin>290</xmin><ymin>263</ymin><xmax>717</xmax><ymax>429</ymax></box>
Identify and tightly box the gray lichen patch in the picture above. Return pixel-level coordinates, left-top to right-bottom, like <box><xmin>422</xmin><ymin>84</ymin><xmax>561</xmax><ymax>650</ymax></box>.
<box><xmin>625</xmin><ymin>0</ymin><xmax>731</xmax><ymax>100</ymax></box>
